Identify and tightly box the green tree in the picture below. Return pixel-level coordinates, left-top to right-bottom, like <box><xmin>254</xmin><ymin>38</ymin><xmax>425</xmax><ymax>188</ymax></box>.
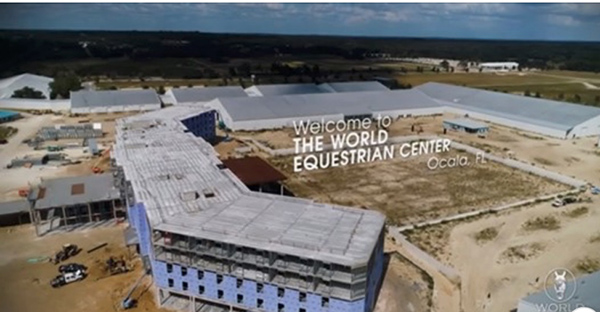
<box><xmin>572</xmin><ymin>94</ymin><xmax>581</xmax><ymax>103</ymax></box>
<box><xmin>238</xmin><ymin>62</ymin><xmax>252</xmax><ymax>77</ymax></box>
<box><xmin>11</xmin><ymin>87</ymin><xmax>45</xmax><ymax>99</ymax></box>
<box><xmin>524</xmin><ymin>90</ymin><xmax>531</xmax><ymax>97</ymax></box>
<box><xmin>49</xmin><ymin>73</ymin><xmax>82</xmax><ymax>99</ymax></box>
<box><xmin>439</xmin><ymin>60</ymin><xmax>450</xmax><ymax>70</ymax></box>
<box><xmin>534</xmin><ymin>91</ymin><xmax>541</xmax><ymax>98</ymax></box>
<box><xmin>156</xmin><ymin>85</ymin><xmax>166</xmax><ymax>95</ymax></box>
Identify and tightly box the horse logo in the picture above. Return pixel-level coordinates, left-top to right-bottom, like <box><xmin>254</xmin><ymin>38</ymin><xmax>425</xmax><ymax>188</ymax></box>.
<box><xmin>544</xmin><ymin>268</ymin><xmax>577</xmax><ymax>303</ymax></box>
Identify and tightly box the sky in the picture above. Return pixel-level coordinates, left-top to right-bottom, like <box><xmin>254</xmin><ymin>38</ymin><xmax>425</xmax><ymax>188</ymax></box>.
<box><xmin>0</xmin><ymin>3</ymin><xmax>599</xmax><ymax>41</ymax></box>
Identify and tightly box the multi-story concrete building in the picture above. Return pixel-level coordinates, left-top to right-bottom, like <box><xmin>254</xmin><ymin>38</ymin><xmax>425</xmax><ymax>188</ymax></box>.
<box><xmin>112</xmin><ymin>105</ymin><xmax>386</xmax><ymax>312</ymax></box>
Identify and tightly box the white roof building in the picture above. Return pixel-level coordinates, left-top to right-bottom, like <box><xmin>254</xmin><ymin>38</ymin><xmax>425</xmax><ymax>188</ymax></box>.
<box><xmin>0</xmin><ymin>73</ymin><xmax>53</xmax><ymax>99</ymax></box>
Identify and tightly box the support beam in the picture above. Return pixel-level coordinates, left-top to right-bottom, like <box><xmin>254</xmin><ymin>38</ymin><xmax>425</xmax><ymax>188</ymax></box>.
<box><xmin>61</xmin><ymin>206</ymin><xmax>66</xmax><ymax>227</ymax></box>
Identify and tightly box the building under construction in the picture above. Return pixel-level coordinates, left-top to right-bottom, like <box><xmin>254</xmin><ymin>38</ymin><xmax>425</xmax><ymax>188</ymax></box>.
<box><xmin>112</xmin><ymin>105</ymin><xmax>385</xmax><ymax>312</ymax></box>
<box><xmin>29</xmin><ymin>174</ymin><xmax>124</xmax><ymax>236</ymax></box>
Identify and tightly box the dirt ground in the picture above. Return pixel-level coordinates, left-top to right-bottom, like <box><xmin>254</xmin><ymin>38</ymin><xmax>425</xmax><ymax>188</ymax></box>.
<box><xmin>0</xmin><ymin>224</ymin><xmax>169</xmax><ymax>312</ymax></box>
<box><xmin>269</xmin><ymin>148</ymin><xmax>567</xmax><ymax>226</ymax></box>
<box><xmin>405</xmin><ymin>199</ymin><xmax>600</xmax><ymax>312</ymax></box>
<box><xmin>374</xmin><ymin>241</ymin><xmax>433</xmax><ymax>312</ymax></box>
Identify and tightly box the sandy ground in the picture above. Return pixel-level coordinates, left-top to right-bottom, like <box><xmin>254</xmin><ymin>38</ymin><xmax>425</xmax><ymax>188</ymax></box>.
<box><xmin>269</xmin><ymin>148</ymin><xmax>567</xmax><ymax>226</ymax></box>
<box><xmin>374</xmin><ymin>250</ymin><xmax>432</xmax><ymax>312</ymax></box>
<box><xmin>0</xmin><ymin>224</ymin><xmax>169</xmax><ymax>312</ymax></box>
<box><xmin>448</xmin><ymin>200</ymin><xmax>600</xmax><ymax>312</ymax></box>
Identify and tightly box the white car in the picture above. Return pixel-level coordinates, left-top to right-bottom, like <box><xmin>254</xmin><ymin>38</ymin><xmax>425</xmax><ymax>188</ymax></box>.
<box><xmin>51</xmin><ymin>269</ymin><xmax>86</xmax><ymax>288</ymax></box>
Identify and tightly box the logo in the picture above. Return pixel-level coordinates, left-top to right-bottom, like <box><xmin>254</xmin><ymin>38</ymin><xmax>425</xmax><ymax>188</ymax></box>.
<box><xmin>543</xmin><ymin>268</ymin><xmax>577</xmax><ymax>303</ymax></box>
<box><xmin>572</xmin><ymin>308</ymin><xmax>596</xmax><ymax>312</ymax></box>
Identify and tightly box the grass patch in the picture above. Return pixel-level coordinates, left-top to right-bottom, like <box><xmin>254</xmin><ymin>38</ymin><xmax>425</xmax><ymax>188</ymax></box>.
<box><xmin>522</xmin><ymin>216</ymin><xmax>561</xmax><ymax>231</ymax></box>
<box><xmin>576</xmin><ymin>258</ymin><xmax>600</xmax><ymax>274</ymax></box>
<box><xmin>474</xmin><ymin>227</ymin><xmax>499</xmax><ymax>244</ymax></box>
<box><xmin>0</xmin><ymin>126</ymin><xmax>18</xmax><ymax>140</ymax></box>
<box><xmin>562</xmin><ymin>206</ymin><xmax>589</xmax><ymax>218</ymax></box>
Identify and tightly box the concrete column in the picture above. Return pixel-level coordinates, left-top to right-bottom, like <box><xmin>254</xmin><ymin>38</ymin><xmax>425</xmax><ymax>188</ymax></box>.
<box><xmin>61</xmin><ymin>206</ymin><xmax>66</xmax><ymax>227</ymax></box>
<box><xmin>258</xmin><ymin>185</ymin><xmax>262</xmax><ymax>193</ymax></box>
<box><xmin>88</xmin><ymin>203</ymin><xmax>92</xmax><ymax>223</ymax></box>
<box><xmin>280</xmin><ymin>184</ymin><xmax>283</xmax><ymax>195</ymax></box>
<box><xmin>112</xmin><ymin>199</ymin><xmax>117</xmax><ymax>220</ymax></box>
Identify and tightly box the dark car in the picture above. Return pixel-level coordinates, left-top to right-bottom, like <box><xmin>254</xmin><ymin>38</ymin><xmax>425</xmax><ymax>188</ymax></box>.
<box><xmin>58</xmin><ymin>263</ymin><xmax>87</xmax><ymax>274</ymax></box>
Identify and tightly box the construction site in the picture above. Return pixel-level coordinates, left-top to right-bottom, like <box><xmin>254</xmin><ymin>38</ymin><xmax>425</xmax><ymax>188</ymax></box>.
<box><xmin>0</xmin><ymin>79</ymin><xmax>599</xmax><ymax>312</ymax></box>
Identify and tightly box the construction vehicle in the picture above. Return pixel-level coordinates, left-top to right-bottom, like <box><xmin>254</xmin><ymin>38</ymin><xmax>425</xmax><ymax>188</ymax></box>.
<box><xmin>552</xmin><ymin>196</ymin><xmax>578</xmax><ymax>208</ymax></box>
<box><xmin>51</xmin><ymin>268</ymin><xmax>86</xmax><ymax>288</ymax></box>
<box><xmin>106</xmin><ymin>256</ymin><xmax>130</xmax><ymax>276</ymax></box>
<box><xmin>121</xmin><ymin>270</ymin><xmax>150</xmax><ymax>309</ymax></box>
<box><xmin>52</xmin><ymin>244</ymin><xmax>81</xmax><ymax>264</ymax></box>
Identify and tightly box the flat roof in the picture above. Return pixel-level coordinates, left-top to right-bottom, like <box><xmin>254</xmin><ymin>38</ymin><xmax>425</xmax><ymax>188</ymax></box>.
<box><xmin>320</xmin><ymin>81</ymin><xmax>390</xmax><ymax>93</ymax></box>
<box><xmin>0</xmin><ymin>110</ymin><xmax>20</xmax><ymax>118</ymax></box>
<box><xmin>444</xmin><ymin>118</ymin><xmax>489</xmax><ymax>130</ymax></box>
<box><xmin>113</xmin><ymin>105</ymin><xmax>385</xmax><ymax>267</ymax></box>
<box><xmin>222</xmin><ymin>157</ymin><xmax>287</xmax><ymax>185</ymax></box>
<box><xmin>71</xmin><ymin>89</ymin><xmax>161</xmax><ymax>108</ymax></box>
<box><xmin>519</xmin><ymin>270</ymin><xmax>600</xmax><ymax>310</ymax></box>
<box><xmin>215</xmin><ymin>89</ymin><xmax>442</xmax><ymax>122</ymax></box>
<box><xmin>33</xmin><ymin>174</ymin><xmax>121</xmax><ymax>210</ymax></box>
<box><xmin>416</xmin><ymin>82</ymin><xmax>600</xmax><ymax>131</ymax></box>
<box><xmin>171</xmin><ymin>86</ymin><xmax>248</xmax><ymax>103</ymax></box>
<box><xmin>245</xmin><ymin>83</ymin><xmax>329</xmax><ymax>97</ymax></box>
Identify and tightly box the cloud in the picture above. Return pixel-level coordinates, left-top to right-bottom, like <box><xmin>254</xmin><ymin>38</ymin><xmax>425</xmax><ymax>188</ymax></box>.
<box><xmin>546</xmin><ymin>14</ymin><xmax>582</xmax><ymax>27</ymax></box>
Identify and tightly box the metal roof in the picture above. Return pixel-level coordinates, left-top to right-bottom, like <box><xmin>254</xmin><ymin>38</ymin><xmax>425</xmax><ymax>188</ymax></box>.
<box><xmin>443</xmin><ymin>118</ymin><xmax>489</xmax><ymax>130</ymax></box>
<box><xmin>33</xmin><ymin>174</ymin><xmax>121</xmax><ymax>210</ymax></box>
<box><xmin>113</xmin><ymin>104</ymin><xmax>385</xmax><ymax>266</ymax></box>
<box><xmin>519</xmin><ymin>270</ymin><xmax>600</xmax><ymax>311</ymax></box>
<box><xmin>70</xmin><ymin>89</ymin><xmax>161</xmax><ymax>108</ymax></box>
<box><xmin>0</xmin><ymin>200</ymin><xmax>30</xmax><ymax>215</ymax></box>
<box><xmin>416</xmin><ymin>82</ymin><xmax>600</xmax><ymax>131</ymax></box>
<box><xmin>171</xmin><ymin>86</ymin><xmax>248</xmax><ymax>103</ymax></box>
<box><xmin>245</xmin><ymin>83</ymin><xmax>329</xmax><ymax>97</ymax></box>
<box><xmin>0</xmin><ymin>73</ymin><xmax>53</xmax><ymax>99</ymax></box>
<box><xmin>215</xmin><ymin>89</ymin><xmax>442</xmax><ymax>122</ymax></box>
<box><xmin>319</xmin><ymin>81</ymin><xmax>390</xmax><ymax>93</ymax></box>
<box><xmin>222</xmin><ymin>157</ymin><xmax>287</xmax><ymax>185</ymax></box>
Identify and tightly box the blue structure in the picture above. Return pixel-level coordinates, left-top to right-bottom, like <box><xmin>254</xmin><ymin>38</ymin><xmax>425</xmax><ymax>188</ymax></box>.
<box><xmin>0</xmin><ymin>110</ymin><xmax>20</xmax><ymax>124</ymax></box>
<box><xmin>443</xmin><ymin>118</ymin><xmax>489</xmax><ymax>135</ymax></box>
<box><xmin>180</xmin><ymin>109</ymin><xmax>216</xmax><ymax>142</ymax></box>
<box><xmin>115</xmin><ymin>109</ymin><xmax>386</xmax><ymax>312</ymax></box>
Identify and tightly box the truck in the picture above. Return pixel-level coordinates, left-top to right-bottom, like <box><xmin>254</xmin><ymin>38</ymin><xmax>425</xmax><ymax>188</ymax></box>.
<box><xmin>552</xmin><ymin>196</ymin><xmax>577</xmax><ymax>208</ymax></box>
<box><xmin>50</xmin><ymin>268</ymin><xmax>86</xmax><ymax>288</ymax></box>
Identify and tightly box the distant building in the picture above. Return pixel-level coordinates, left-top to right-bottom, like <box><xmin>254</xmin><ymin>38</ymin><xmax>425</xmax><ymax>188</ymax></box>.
<box><xmin>70</xmin><ymin>89</ymin><xmax>162</xmax><ymax>114</ymax></box>
<box><xmin>0</xmin><ymin>73</ymin><xmax>53</xmax><ymax>99</ymax></box>
<box><xmin>478</xmin><ymin>62</ymin><xmax>519</xmax><ymax>72</ymax></box>
<box><xmin>443</xmin><ymin>118</ymin><xmax>489</xmax><ymax>135</ymax></box>
<box><xmin>167</xmin><ymin>86</ymin><xmax>248</xmax><ymax>105</ymax></box>
<box><xmin>0</xmin><ymin>110</ymin><xmax>21</xmax><ymax>123</ymax></box>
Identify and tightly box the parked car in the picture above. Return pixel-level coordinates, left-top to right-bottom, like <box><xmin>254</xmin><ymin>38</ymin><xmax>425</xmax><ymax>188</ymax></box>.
<box><xmin>50</xmin><ymin>269</ymin><xmax>86</xmax><ymax>288</ymax></box>
<box><xmin>58</xmin><ymin>263</ymin><xmax>88</xmax><ymax>274</ymax></box>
